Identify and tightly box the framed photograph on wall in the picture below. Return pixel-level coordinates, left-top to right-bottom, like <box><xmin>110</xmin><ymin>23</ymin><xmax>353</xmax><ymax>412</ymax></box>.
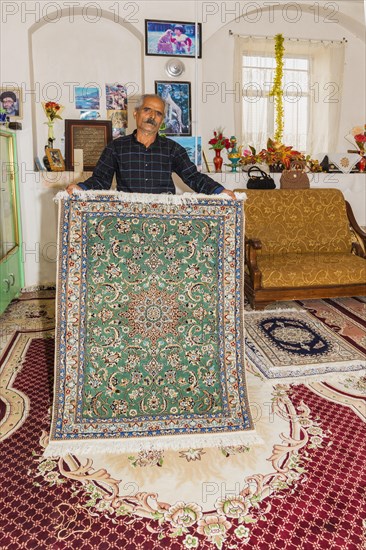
<box><xmin>155</xmin><ymin>81</ymin><xmax>191</xmax><ymax>136</ymax></box>
<box><xmin>46</xmin><ymin>148</ymin><xmax>65</xmax><ymax>172</ymax></box>
<box><xmin>170</xmin><ymin>136</ymin><xmax>202</xmax><ymax>171</ymax></box>
<box><xmin>0</xmin><ymin>86</ymin><xmax>23</xmax><ymax>120</ymax></box>
<box><xmin>146</xmin><ymin>20</ymin><xmax>201</xmax><ymax>58</ymax></box>
<box><xmin>65</xmin><ymin>119</ymin><xmax>112</xmax><ymax>171</ymax></box>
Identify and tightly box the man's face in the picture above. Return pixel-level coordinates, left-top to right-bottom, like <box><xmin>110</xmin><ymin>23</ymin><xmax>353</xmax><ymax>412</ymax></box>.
<box><xmin>134</xmin><ymin>97</ymin><xmax>165</xmax><ymax>134</ymax></box>
<box><xmin>2</xmin><ymin>97</ymin><xmax>15</xmax><ymax>111</ymax></box>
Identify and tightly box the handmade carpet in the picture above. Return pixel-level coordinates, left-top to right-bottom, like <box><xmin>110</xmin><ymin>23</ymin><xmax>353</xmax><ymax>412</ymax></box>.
<box><xmin>245</xmin><ymin>306</ymin><xmax>366</xmax><ymax>379</ymax></box>
<box><xmin>1</xmin><ymin>291</ymin><xmax>366</xmax><ymax>549</ymax></box>
<box><xmin>47</xmin><ymin>192</ymin><xmax>255</xmax><ymax>456</ymax></box>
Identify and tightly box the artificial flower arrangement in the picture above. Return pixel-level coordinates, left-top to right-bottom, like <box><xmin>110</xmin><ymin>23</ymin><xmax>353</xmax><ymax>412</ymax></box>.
<box><xmin>350</xmin><ymin>124</ymin><xmax>366</xmax><ymax>154</ymax></box>
<box><xmin>240</xmin><ymin>138</ymin><xmax>322</xmax><ymax>172</ymax></box>
<box><xmin>42</xmin><ymin>101</ymin><xmax>64</xmax><ymax>145</ymax></box>
<box><xmin>42</xmin><ymin>101</ymin><xmax>64</xmax><ymax>121</ymax></box>
<box><xmin>208</xmin><ymin>128</ymin><xmax>231</xmax><ymax>151</ymax></box>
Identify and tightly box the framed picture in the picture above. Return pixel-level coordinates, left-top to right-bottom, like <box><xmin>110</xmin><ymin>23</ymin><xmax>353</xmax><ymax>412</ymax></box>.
<box><xmin>65</xmin><ymin>119</ymin><xmax>112</xmax><ymax>171</ymax></box>
<box><xmin>0</xmin><ymin>86</ymin><xmax>22</xmax><ymax>120</ymax></box>
<box><xmin>106</xmin><ymin>84</ymin><xmax>127</xmax><ymax>111</ymax></box>
<box><xmin>155</xmin><ymin>81</ymin><xmax>191</xmax><ymax>136</ymax></box>
<box><xmin>46</xmin><ymin>148</ymin><xmax>65</xmax><ymax>172</ymax></box>
<box><xmin>107</xmin><ymin>110</ymin><xmax>128</xmax><ymax>139</ymax></box>
<box><xmin>75</xmin><ymin>86</ymin><xmax>100</xmax><ymax>110</ymax></box>
<box><xmin>145</xmin><ymin>20</ymin><xmax>202</xmax><ymax>58</ymax></box>
<box><xmin>34</xmin><ymin>156</ymin><xmax>46</xmax><ymax>171</ymax></box>
<box><xmin>170</xmin><ymin>136</ymin><xmax>202</xmax><ymax>170</ymax></box>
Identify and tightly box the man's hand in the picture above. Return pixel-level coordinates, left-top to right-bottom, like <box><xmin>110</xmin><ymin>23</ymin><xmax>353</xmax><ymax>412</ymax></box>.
<box><xmin>220</xmin><ymin>189</ymin><xmax>236</xmax><ymax>200</ymax></box>
<box><xmin>66</xmin><ymin>183</ymin><xmax>83</xmax><ymax>195</ymax></box>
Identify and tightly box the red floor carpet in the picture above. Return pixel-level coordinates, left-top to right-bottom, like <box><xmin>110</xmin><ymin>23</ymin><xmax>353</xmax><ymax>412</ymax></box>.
<box><xmin>1</xmin><ymin>293</ymin><xmax>365</xmax><ymax>549</ymax></box>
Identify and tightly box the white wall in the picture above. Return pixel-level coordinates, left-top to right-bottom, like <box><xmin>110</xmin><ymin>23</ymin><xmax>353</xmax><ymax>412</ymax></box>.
<box><xmin>0</xmin><ymin>0</ymin><xmax>365</xmax><ymax>286</ymax></box>
<box><xmin>201</xmin><ymin>1</ymin><xmax>366</xmax><ymax>156</ymax></box>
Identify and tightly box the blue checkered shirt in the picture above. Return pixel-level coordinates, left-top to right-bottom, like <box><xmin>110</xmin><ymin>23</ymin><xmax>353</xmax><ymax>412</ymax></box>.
<box><xmin>79</xmin><ymin>131</ymin><xmax>224</xmax><ymax>195</ymax></box>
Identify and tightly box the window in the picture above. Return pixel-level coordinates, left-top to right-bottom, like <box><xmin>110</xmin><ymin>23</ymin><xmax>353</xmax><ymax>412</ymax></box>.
<box><xmin>242</xmin><ymin>54</ymin><xmax>310</xmax><ymax>151</ymax></box>
<box><xmin>234</xmin><ymin>36</ymin><xmax>345</xmax><ymax>155</ymax></box>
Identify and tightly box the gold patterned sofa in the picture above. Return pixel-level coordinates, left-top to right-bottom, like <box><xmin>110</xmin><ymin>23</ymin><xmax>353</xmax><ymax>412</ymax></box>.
<box><xmin>242</xmin><ymin>188</ymin><xmax>366</xmax><ymax>309</ymax></box>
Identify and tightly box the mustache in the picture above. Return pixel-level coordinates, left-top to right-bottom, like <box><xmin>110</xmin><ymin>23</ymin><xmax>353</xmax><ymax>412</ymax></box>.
<box><xmin>144</xmin><ymin>118</ymin><xmax>157</xmax><ymax>126</ymax></box>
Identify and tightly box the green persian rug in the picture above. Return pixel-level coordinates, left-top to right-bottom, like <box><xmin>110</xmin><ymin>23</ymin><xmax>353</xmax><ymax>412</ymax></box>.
<box><xmin>46</xmin><ymin>192</ymin><xmax>255</xmax><ymax>456</ymax></box>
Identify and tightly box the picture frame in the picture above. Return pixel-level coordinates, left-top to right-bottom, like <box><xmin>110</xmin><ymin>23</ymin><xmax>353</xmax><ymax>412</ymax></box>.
<box><xmin>75</xmin><ymin>86</ymin><xmax>100</xmax><ymax>110</ymax></box>
<box><xmin>145</xmin><ymin>20</ymin><xmax>202</xmax><ymax>58</ymax></box>
<box><xmin>64</xmin><ymin>119</ymin><xmax>112</xmax><ymax>171</ymax></box>
<box><xmin>0</xmin><ymin>86</ymin><xmax>23</xmax><ymax>120</ymax></box>
<box><xmin>170</xmin><ymin>136</ymin><xmax>202</xmax><ymax>170</ymax></box>
<box><xmin>35</xmin><ymin>156</ymin><xmax>46</xmax><ymax>172</ymax></box>
<box><xmin>155</xmin><ymin>81</ymin><xmax>192</xmax><ymax>136</ymax></box>
<box><xmin>46</xmin><ymin>148</ymin><xmax>65</xmax><ymax>172</ymax></box>
<box><xmin>202</xmin><ymin>150</ymin><xmax>210</xmax><ymax>173</ymax></box>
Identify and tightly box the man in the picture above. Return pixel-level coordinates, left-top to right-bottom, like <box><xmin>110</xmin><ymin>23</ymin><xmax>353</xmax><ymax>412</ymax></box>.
<box><xmin>66</xmin><ymin>94</ymin><xmax>235</xmax><ymax>199</ymax></box>
<box><xmin>0</xmin><ymin>91</ymin><xmax>19</xmax><ymax>116</ymax></box>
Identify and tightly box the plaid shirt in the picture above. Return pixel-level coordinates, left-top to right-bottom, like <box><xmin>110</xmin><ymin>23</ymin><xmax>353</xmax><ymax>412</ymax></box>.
<box><xmin>80</xmin><ymin>131</ymin><xmax>223</xmax><ymax>195</ymax></box>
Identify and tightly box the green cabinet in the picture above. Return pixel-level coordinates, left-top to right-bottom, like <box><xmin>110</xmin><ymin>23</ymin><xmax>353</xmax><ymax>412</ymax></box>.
<box><xmin>0</xmin><ymin>129</ymin><xmax>24</xmax><ymax>314</ymax></box>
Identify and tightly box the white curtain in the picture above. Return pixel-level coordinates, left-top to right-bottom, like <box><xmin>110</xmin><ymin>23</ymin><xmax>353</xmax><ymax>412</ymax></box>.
<box><xmin>234</xmin><ymin>36</ymin><xmax>346</xmax><ymax>155</ymax></box>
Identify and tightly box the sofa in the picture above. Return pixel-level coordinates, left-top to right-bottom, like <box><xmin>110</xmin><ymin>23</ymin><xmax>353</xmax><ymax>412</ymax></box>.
<box><xmin>240</xmin><ymin>188</ymin><xmax>366</xmax><ymax>309</ymax></box>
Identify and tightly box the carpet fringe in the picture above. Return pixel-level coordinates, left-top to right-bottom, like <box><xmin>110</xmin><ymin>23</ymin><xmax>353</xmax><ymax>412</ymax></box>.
<box><xmin>21</xmin><ymin>284</ymin><xmax>56</xmax><ymax>293</ymax></box>
<box><xmin>246</xmin><ymin>308</ymin><xmax>303</xmax><ymax>315</ymax></box>
<box><xmin>43</xmin><ymin>429</ymin><xmax>262</xmax><ymax>458</ymax></box>
<box><xmin>248</xmin><ymin>362</ymin><xmax>366</xmax><ymax>386</ymax></box>
<box><xmin>54</xmin><ymin>190</ymin><xmax>246</xmax><ymax>203</ymax></box>
<box><xmin>246</xmin><ymin>355</ymin><xmax>365</xmax><ymax>382</ymax></box>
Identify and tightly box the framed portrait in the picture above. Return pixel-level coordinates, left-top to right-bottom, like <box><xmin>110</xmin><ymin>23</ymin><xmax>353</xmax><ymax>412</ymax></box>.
<box><xmin>145</xmin><ymin>20</ymin><xmax>202</xmax><ymax>58</ymax></box>
<box><xmin>65</xmin><ymin>119</ymin><xmax>112</xmax><ymax>171</ymax></box>
<box><xmin>155</xmin><ymin>81</ymin><xmax>191</xmax><ymax>136</ymax></box>
<box><xmin>0</xmin><ymin>86</ymin><xmax>22</xmax><ymax>120</ymax></box>
<box><xmin>46</xmin><ymin>148</ymin><xmax>65</xmax><ymax>172</ymax></box>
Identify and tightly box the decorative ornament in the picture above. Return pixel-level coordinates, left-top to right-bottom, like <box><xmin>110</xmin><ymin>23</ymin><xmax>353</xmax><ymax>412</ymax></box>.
<box><xmin>269</xmin><ymin>34</ymin><xmax>285</xmax><ymax>143</ymax></box>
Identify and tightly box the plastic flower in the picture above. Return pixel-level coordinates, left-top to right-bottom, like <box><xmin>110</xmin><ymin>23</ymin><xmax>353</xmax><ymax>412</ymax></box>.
<box><xmin>240</xmin><ymin>138</ymin><xmax>322</xmax><ymax>172</ymax></box>
<box><xmin>354</xmin><ymin>134</ymin><xmax>366</xmax><ymax>153</ymax></box>
<box><xmin>351</xmin><ymin>124</ymin><xmax>366</xmax><ymax>153</ymax></box>
<box><xmin>209</xmin><ymin>128</ymin><xmax>231</xmax><ymax>150</ymax></box>
<box><xmin>42</xmin><ymin>101</ymin><xmax>63</xmax><ymax>121</ymax></box>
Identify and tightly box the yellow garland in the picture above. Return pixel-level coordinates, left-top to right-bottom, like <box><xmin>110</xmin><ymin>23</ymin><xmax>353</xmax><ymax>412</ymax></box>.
<box><xmin>270</xmin><ymin>34</ymin><xmax>285</xmax><ymax>143</ymax></box>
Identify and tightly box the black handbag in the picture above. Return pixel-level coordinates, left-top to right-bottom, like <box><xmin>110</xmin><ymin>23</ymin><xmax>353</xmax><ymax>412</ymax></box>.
<box><xmin>246</xmin><ymin>166</ymin><xmax>276</xmax><ymax>189</ymax></box>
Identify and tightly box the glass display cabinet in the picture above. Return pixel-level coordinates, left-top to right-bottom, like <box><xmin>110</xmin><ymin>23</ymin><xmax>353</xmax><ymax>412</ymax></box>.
<box><xmin>0</xmin><ymin>128</ymin><xmax>24</xmax><ymax>314</ymax></box>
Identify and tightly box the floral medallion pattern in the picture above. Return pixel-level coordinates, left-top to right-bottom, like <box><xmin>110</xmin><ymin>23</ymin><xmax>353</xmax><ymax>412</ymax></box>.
<box><xmin>47</xmin><ymin>194</ymin><xmax>253</xmax><ymax>454</ymax></box>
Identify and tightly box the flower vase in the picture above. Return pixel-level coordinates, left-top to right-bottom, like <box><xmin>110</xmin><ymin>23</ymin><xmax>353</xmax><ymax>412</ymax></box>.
<box><xmin>358</xmin><ymin>156</ymin><xmax>366</xmax><ymax>173</ymax></box>
<box><xmin>213</xmin><ymin>149</ymin><xmax>223</xmax><ymax>172</ymax></box>
<box><xmin>46</xmin><ymin>121</ymin><xmax>55</xmax><ymax>148</ymax></box>
<box><xmin>228</xmin><ymin>156</ymin><xmax>240</xmax><ymax>172</ymax></box>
